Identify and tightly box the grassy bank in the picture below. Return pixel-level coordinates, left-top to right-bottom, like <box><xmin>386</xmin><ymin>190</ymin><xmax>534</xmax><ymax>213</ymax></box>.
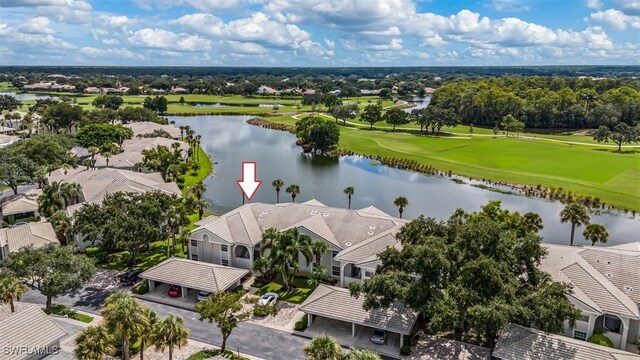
<box><xmin>263</xmin><ymin>116</ymin><xmax>640</xmax><ymax>210</ymax></box>
<box><xmin>183</xmin><ymin>144</ymin><xmax>213</xmax><ymax>196</ymax></box>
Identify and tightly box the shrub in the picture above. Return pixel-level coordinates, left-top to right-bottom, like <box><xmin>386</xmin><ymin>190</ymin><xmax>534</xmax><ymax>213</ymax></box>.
<box><xmin>187</xmin><ymin>349</ymin><xmax>249</xmax><ymax>360</ymax></box>
<box><xmin>400</xmin><ymin>344</ymin><xmax>411</xmax><ymax>355</ymax></box>
<box><xmin>587</xmin><ymin>333</ymin><xmax>614</xmax><ymax>348</ymax></box>
<box><xmin>7</xmin><ymin>215</ymin><xmax>15</xmax><ymax>224</ymax></box>
<box><xmin>1</xmin><ymin>221</ymin><xmax>8</xmax><ymax>228</ymax></box>
<box><xmin>132</xmin><ymin>280</ymin><xmax>149</xmax><ymax>295</ymax></box>
<box><xmin>176</xmin><ymin>176</ymin><xmax>186</xmax><ymax>184</ymax></box>
<box><xmin>243</xmin><ymin>295</ymin><xmax>258</xmax><ymax>304</ymax></box>
<box><xmin>294</xmin><ymin>315</ymin><xmax>308</xmax><ymax>331</ymax></box>
<box><xmin>45</xmin><ymin>304</ymin><xmax>76</xmax><ymax>317</ymax></box>
<box><xmin>253</xmin><ymin>304</ymin><xmax>278</xmax><ymax>317</ymax></box>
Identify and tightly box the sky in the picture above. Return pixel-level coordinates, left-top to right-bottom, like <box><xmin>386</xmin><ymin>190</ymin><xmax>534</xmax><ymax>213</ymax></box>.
<box><xmin>0</xmin><ymin>0</ymin><xmax>639</xmax><ymax>67</ymax></box>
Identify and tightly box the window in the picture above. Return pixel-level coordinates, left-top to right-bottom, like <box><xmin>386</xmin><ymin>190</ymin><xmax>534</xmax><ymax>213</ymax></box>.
<box><xmin>578</xmin><ymin>314</ymin><xmax>589</xmax><ymax>323</ymax></box>
<box><xmin>191</xmin><ymin>254</ymin><xmax>198</xmax><ymax>261</ymax></box>
<box><xmin>332</xmin><ymin>251</ymin><xmax>339</xmax><ymax>258</ymax></box>
<box><xmin>573</xmin><ymin>330</ymin><xmax>587</xmax><ymax>341</ymax></box>
<box><xmin>604</xmin><ymin>315</ymin><xmax>622</xmax><ymax>334</ymax></box>
<box><xmin>221</xmin><ymin>245</ymin><xmax>228</xmax><ymax>252</ymax></box>
<box><xmin>190</xmin><ymin>240</ymin><xmax>198</xmax><ymax>247</ymax></box>
<box><xmin>351</xmin><ymin>266</ymin><xmax>361</xmax><ymax>278</ymax></box>
<box><xmin>221</xmin><ymin>259</ymin><xmax>229</xmax><ymax>266</ymax></box>
<box><xmin>364</xmin><ymin>270</ymin><xmax>375</xmax><ymax>278</ymax></box>
<box><xmin>234</xmin><ymin>245</ymin><xmax>250</xmax><ymax>259</ymax></box>
<box><xmin>332</xmin><ymin>266</ymin><xmax>340</xmax><ymax>276</ymax></box>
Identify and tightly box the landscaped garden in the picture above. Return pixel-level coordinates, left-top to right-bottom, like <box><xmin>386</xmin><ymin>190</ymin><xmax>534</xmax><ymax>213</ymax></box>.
<box><xmin>254</xmin><ymin>276</ymin><xmax>314</xmax><ymax>304</ymax></box>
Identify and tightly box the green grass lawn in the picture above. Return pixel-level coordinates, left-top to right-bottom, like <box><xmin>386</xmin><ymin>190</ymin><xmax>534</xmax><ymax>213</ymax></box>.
<box><xmin>46</xmin><ymin>304</ymin><xmax>94</xmax><ymax>323</ymax></box>
<box><xmin>183</xmin><ymin>145</ymin><xmax>213</xmax><ymax>196</ymax></box>
<box><xmin>256</xmin><ymin>277</ymin><xmax>313</xmax><ymax>304</ymax></box>
<box><xmin>99</xmin><ymin>240</ymin><xmax>188</xmax><ymax>271</ymax></box>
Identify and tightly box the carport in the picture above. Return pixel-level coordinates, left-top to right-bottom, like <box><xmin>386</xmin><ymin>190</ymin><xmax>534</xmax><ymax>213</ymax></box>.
<box><xmin>140</xmin><ymin>257</ymin><xmax>250</xmax><ymax>305</ymax></box>
<box><xmin>300</xmin><ymin>284</ymin><xmax>418</xmax><ymax>354</ymax></box>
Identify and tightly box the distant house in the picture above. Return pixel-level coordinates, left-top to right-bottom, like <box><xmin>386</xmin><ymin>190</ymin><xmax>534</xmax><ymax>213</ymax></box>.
<box><xmin>360</xmin><ymin>89</ymin><xmax>381</xmax><ymax>95</ymax></box>
<box><xmin>123</xmin><ymin>121</ymin><xmax>182</xmax><ymax>140</ymax></box>
<box><xmin>540</xmin><ymin>243</ymin><xmax>640</xmax><ymax>350</ymax></box>
<box><xmin>93</xmin><ymin>137</ymin><xmax>189</xmax><ymax>171</ymax></box>
<box><xmin>329</xmin><ymin>89</ymin><xmax>341</xmax><ymax>96</ymax></box>
<box><xmin>170</xmin><ymin>86</ymin><xmax>189</xmax><ymax>94</ymax></box>
<box><xmin>256</xmin><ymin>85</ymin><xmax>279</xmax><ymax>95</ymax></box>
<box><xmin>1</xmin><ymin>188</ymin><xmax>41</xmax><ymax>224</ymax></box>
<box><xmin>151</xmin><ymin>88</ymin><xmax>166</xmax><ymax>94</ymax></box>
<box><xmin>106</xmin><ymin>87</ymin><xmax>129</xmax><ymax>94</ymax></box>
<box><xmin>424</xmin><ymin>87</ymin><xmax>436</xmax><ymax>95</ymax></box>
<box><xmin>0</xmin><ymin>222</ymin><xmax>59</xmax><ymax>260</ymax></box>
<box><xmin>0</xmin><ymin>134</ymin><xmax>19</xmax><ymax>148</ymax></box>
<box><xmin>0</xmin><ymin>303</ymin><xmax>67</xmax><ymax>360</ymax></box>
<box><xmin>84</xmin><ymin>86</ymin><xmax>101</xmax><ymax>94</ymax></box>
<box><xmin>302</xmin><ymin>89</ymin><xmax>316</xmax><ymax>95</ymax></box>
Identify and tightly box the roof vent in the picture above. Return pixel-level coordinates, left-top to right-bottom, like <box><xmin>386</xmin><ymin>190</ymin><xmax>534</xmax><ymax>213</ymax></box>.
<box><xmin>606</xmin><ymin>273</ymin><xmax>613</xmax><ymax>277</ymax></box>
<box><xmin>345</xmin><ymin>241</ymin><xmax>352</xmax><ymax>247</ymax></box>
<box><xmin>369</xmin><ymin>225</ymin><xmax>376</xmax><ymax>230</ymax></box>
<box><xmin>258</xmin><ymin>216</ymin><xmax>263</xmax><ymax>221</ymax></box>
<box><xmin>323</xmin><ymin>211</ymin><xmax>329</xmax><ymax>217</ymax></box>
<box><xmin>261</xmin><ymin>211</ymin><xmax>268</xmax><ymax>215</ymax></box>
<box><xmin>310</xmin><ymin>209</ymin><xmax>318</xmax><ymax>215</ymax></box>
<box><xmin>624</xmin><ymin>286</ymin><xmax>634</xmax><ymax>292</ymax></box>
<box><xmin>262</xmin><ymin>226</ymin><xmax>268</xmax><ymax>230</ymax></box>
<box><xmin>367</xmin><ymin>231</ymin><xmax>374</xmax><ymax>236</ymax></box>
<box><xmin>607</xmin><ymin>261</ymin><xmax>611</xmax><ymax>264</ymax></box>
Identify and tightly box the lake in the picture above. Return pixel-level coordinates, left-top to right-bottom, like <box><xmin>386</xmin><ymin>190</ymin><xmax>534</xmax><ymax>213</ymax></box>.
<box><xmin>403</xmin><ymin>96</ymin><xmax>431</xmax><ymax>113</ymax></box>
<box><xmin>0</xmin><ymin>92</ymin><xmax>56</xmax><ymax>101</ymax></box>
<box><xmin>170</xmin><ymin>115</ymin><xmax>640</xmax><ymax>246</ymax></box>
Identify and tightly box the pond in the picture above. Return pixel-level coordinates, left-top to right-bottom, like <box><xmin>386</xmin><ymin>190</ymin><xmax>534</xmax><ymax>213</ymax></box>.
<box><xmin>170</xmin><ymin>115</ymin><xmax>640</xmax><ymax>246</ymax></box>
<box><xmin>403</xmin><ymin>96</ymin><xmax>430</xmax><ymax>113</ymax></box>
<box><xmin>0</xmin><ymin>92</ymin><xmax>57</xmax><ymax>101</ymax></box>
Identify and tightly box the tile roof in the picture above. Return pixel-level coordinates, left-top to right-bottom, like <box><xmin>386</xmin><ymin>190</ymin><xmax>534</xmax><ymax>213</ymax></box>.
<box><xmin>0</xmin><ymin>189</ymin><xmax>41</xmax><ymax>216</ymax></box>
<box><xmin>140</xmin><ymin>257</ymin><xmax>250</xmax><ymax>292</ymax></box>
<box><xmin>300</xmin><ymin>284</ymin><xmax>418</xmax><ymax>335</ymax></box>
<box><xmin>541</xmin><ymin>244</ymin><xmax>640</xmax><ymax>319</ymax></box>
<box><xmin>493</xmin><ymin>323</ymin><xmax>640</xmax><ymax>360</ymax></box>
<box><xmin>0</xmin><ymin>222</ymin><xmax>59</xmax><ymax>254</ymax></box>
<box><xmin>0</xmin><ymin>304</ymin><xmax>67</xmax><ymax>360</ymax></box>
<box><xmin>48</xmin><ymin>168</ymin><xmax>181</xmax><ymax>215</ymax></box>
<box><xmin>124</xmin><ymin>122</ymin><xmax>181</xmax><ymax>139</ymax></box>
<box><xmin>192</xmin><ymin>201</ymin><xmax>406</xmax><ymax>261</ymax></box>
<box><xmin>93</xmin><ymin>137</ymin><xmax>188</xmax><ymax>168</ymax></box>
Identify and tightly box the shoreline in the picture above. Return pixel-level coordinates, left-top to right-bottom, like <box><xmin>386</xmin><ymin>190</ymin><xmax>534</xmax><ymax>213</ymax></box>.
<box><xmin>244</xmin><ymin>116</ymin><xmax>638</xmax><ymax>215</ymax></box>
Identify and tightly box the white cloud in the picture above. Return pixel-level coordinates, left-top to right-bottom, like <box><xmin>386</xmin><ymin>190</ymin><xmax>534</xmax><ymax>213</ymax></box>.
<box><xmin>360</xmin><ymin>26</ymin><xmax>402</xmax><ymax>36</ymax></box>
<box><xmin>80</xmin><ymin>46</ymin><xmax>144</xmax><ymax>60</ymax></box>
<box><xmin>368</xmin><ymin>38</ymin><xmax>403</xmax><ymax>50</ymax></box>
<box><xmin>586</xmin><ymin>0</ymin><xmax>603</xmax><ymax>10</ymax></box>
<box><xmin>0</xmin><ymin>23</ymin><xmax>12</xmax><ymax>36</ymax></box>
<box><xmin>169</xmin><ymin>13</ymin><xmax>224</xmax><ymax>36</ymax></box>
<box><xmin>134</xmin><ymin>0</ymin><xmax>253</xmax><ymax>11</ymax></box>
<box><xmin>18</xmin><ymin>17</ymin><xmax>55</xmax><ymax>34</ymax></box>
<box><xmin>591</xmin><ymin>8</ymin><xmax>640</xmax><ymax>29</ymax></box>
<box><xmin>95</xmin><ymin>15</ymin><xmax>136</xmax><ymax>29</ymax></box>
<box><xmin>227</xmin><ymin>41</ymin><xmax>268</xmax><ymax>54</ymax></box>
<box><xmin>616</xmin><ymin>0</ymin><xmax>640</xmax><ymax>15</ymax></box>
<box><xmin>128</xmin><ymin>28</ymin><xmax>212</xmax><ymax>51</ymax></box>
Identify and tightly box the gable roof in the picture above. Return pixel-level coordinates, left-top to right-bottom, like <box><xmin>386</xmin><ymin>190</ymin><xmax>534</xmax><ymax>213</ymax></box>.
<box><xmin>541</xmin><ymin>244</ymin><xmax>640</xmax><ymax>319</ymax></box>
<box><xmin>300</xmin><ymin>284</ymin><xmax>418</xmax><ymax>335</ymax></box>
<box><xmin>192</xmin><ymin>201</ymin><xmax>406</xmax><ymax>261</ymax></box>
<box><xmin>0</xmin><ymin>188</ymin><xmax>41</xmax><ymax>216</ymax></box>
<box><xmin>493</xmin><ymin>323</ymin><xmax>640</xmax><ymax>360</ymax></box>
<box><xmin>0</xmin><ymin>304</ymin><xmax>67</xmax><ymax>360</ymax></box>
<box><xmin>140</xmin><ymin>257</ymin><xmax>249</xmax><ymax>292</ymax></box>
<box><xmin>0</xmin><ymin>222</ymin><xmax>59</xmax><ymax>254</ymax></box>
<box><xmin>48</xmin><ymin>168</ymin><xmax>181</xmax><ymax>215</ymax></box>
<box><xmin>93</xmin><ymin>137</ymin><xmax>188</xmax><ymax>168</ymax></box>
<box><xmin>123</xmin><ymin>122</ymin><xmax>181</xmax><ymax>139</ymax></box>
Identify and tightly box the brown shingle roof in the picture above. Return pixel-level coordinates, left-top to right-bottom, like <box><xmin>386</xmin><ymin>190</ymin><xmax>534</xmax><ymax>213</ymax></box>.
<box><xmin>140</xmin><ymin>257</ymin><xmax>249</xmax><ymax>292</ymax></box>
<box><xmin>300</xmin><ymin>284</ymin><xmax>418</xmax><ymax>335</ymax></box>
<box><xmin>493</xmin><ymin>323</ymin><xmax>640</xmax><ymax>360</ymax></box>
<box><xmin>0</xmin><ymin>222</ymin><xmax>59</xmax><ymax>254</ymax></box>
<box><xmin>0</xmin><ymin>304</ymin><xmax>67</xmax><ymax>360</ymax></box>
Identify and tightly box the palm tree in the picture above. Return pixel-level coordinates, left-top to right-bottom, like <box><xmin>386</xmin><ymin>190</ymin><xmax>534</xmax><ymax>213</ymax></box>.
<box><xmin>102</xmin><ymin>292</ymin><xmax>149</xmax><ymax>360</ymax></box>
<box><xmin>286</xmin><ymin>184</ymin><xmax>300</xmax><ymax>203</ymax></box>
<box><xmin>196</xmin><ymin>198</ymin><xmax>209</xmax><ymax>220</ymax></box>
<box><xmin>306</xmin><ymin>265</ymin><xmax>328</xmax><ymax>289</ymax></box>
<box><xmin>393</xmin><ymin>196</ymin><xmax>409</xmax><ymax>218</ymax></box>
<box><xmin>303</xmin><ymin>335</ymin><xmax>343</xmax><ymax>360</ymax></box>
<box><xmin>74</xmin><ymin>325</ymin><xmax>115</xmax><ymax>360</ymax></box>
<box><xmin>343</xmin><ymin>186</ymin><xmax>355</xmax><ymax>209</ymax></box>
<box><xmin>260</xmin><ymin>227</ymin><xmax>312</xmax><ymax>291</ymax></box>
<box><xmin>190</xmin><ymin>180</ymin><xmax>206</xmax><ymax>200</ymax></box>
<box><xmin>272</xmin><ymin>179</ymin><xmax>284</xmax><ymax>203</ymax></box>
<box><xmin>179</xmin><ymin>125</ymin><xmax>185</xmax><ymax>140</ymax></box>
<box><xmin>59</xmin><ymin>181</ymin><xmax>82</xmax><ymax>207</ymax></box>
<box><xmin>560</xmin><ymin>202</ymin><xmax>591</xmax><ymax>246</ymax></box>
<box><xmin>87</xmin><ymin>146</ymin><xmax>99</xmax><ymax>168</ymax></box>
<box><xmin>102</xmin><ymin>151</ymin><xmax>112</xmax><ymax>167</ymax></box>
<box><xmin>151</xmin><ymin>315</ymin><xmax>190</xmax><ymax>360</ymax></box>
<box><xmin>310</xmin><ymin>239</ymin><xmax>330</xmax><ymax>266</ymax></box>
<box><xmin>138</xmin><ymin>304</ymin><xmax>159</xmax><ymax>360</ymax></box>
<box><xmin>583</xmin><ymin>223</ymin><xmax>609</xmax><ymax>246</ymax></box>
<box><xmin>38</xmin><ymin>181</ymin><xmax>65</xmax><ymax>217</ymax></box>
<box><xmin>0</xmin><ymin>273</ymin><xmax>27</xmax><ymax>313</ymax></box>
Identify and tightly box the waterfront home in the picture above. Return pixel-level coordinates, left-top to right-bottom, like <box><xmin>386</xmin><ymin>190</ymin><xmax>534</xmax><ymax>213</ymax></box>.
<box><xmin>92</xmin><ymin>137</ymin><xmax>189</xmax><ymax>171</ymax></box>
<box><xmin>124</xmin><ymin>121</ymin><xmax>182</xmax><ymax>140</ymax></box>
<box><xmin>189</xmin><ymin>200</ymin><xmax>407</xmax><ymax>287</ymax></box>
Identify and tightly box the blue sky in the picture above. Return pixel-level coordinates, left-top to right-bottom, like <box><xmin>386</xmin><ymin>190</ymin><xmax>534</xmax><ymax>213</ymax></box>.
<box><xmin>0</xmin><ymin>0</ymin><xmax>638</xmax><ymax>66</ymax></box>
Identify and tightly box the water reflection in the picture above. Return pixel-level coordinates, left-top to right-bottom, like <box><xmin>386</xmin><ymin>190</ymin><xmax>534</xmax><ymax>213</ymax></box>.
<box><xmin>170</xmin><ymin>115</ymin><xmax>640</xmax><ymax>246</ymax></box>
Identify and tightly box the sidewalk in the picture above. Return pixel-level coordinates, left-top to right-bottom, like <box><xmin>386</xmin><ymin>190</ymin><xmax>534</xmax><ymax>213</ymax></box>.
<box><xmin>140</xmin><ymin>338</ymin><xmax>265</xmax><ymax>360</ymax></box>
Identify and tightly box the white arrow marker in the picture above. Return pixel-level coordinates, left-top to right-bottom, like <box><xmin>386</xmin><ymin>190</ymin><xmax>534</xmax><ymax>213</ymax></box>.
<box><xmin>236</xmin><ymin>161</ymin><xmax>262</xmax><ymax>201</ymax></box>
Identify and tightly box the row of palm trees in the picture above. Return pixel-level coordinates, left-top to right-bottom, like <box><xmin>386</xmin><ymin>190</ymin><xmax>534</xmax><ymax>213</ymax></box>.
<box><xmin>560</xmin><ymin>202</ymin><xmax>609</xmax><ymax>246</ymax></box>
<box><xmin>74</xmin><ymin>292</ymin><xmax>189</xmax><ymax>360</ymax></box>
<box><xmin>269</xmin><ymin>179</ymin><xmax>409</xmax><ymax>218</ymax></box>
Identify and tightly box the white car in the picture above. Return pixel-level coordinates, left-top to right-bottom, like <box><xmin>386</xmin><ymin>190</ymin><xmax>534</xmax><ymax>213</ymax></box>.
<box><xmin>197</xmin><ymin>291</ymin><xmax>211</xmax><ymax>301</ymax></box>
<box><xmin>257</xmin><ymin>292</ymin><xmax>278</xmax><ymax>306</ymax></box>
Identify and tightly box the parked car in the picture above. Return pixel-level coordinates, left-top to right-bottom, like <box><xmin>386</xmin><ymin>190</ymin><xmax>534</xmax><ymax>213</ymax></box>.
<box><xmin>167</xmin><ymin>285</ymin><xmax>182</xmax><ymax>297</ymax></box>
<box><xmin>197</xmin><ymin>290</ymin><xmax>211</xmax><ymax>301</ymax></box>
<box><xmin>257</xmin><ymin>292</ymin><xmax>278</xmax><ymax>306</ymax></box>
<box><xmin>117</xmin><ymin>269</ymin><xmax>143</xmax><ymax>286</ymax></box>
<box><xmin>371</xmin><ymin>329</ymin><xmax>389</xmax><ymax>345</ymax></box>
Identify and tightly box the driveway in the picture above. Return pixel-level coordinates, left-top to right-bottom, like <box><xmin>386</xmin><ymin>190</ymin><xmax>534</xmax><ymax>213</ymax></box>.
<box><xmin>138</xmin><ymin>299</ymin><xmax>309</xmax><ymax>360</ymax></box>
<box><xmin>20</xmin><ymin>269</ymin><xmax>125</xmax><ymax>314</ymax></box>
